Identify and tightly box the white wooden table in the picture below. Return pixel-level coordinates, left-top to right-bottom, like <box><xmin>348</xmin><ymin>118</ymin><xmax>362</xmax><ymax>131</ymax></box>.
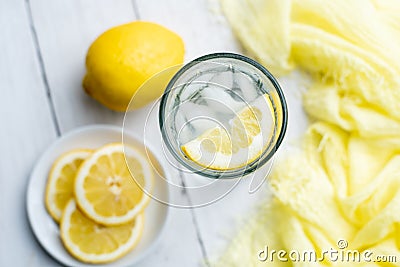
<box><xmin>0</xmin><ymin>0</ymin><xmax>307</xmax><ymax>266</ymax></box>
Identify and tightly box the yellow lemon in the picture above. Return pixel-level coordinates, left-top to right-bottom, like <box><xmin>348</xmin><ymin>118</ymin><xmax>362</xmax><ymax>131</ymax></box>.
<box><xmin>83</xmin><ymin>21</ymin><xmax>185</xmax><ymax>111</ymax></box>
<box><xmin>74</xmin><ymin>143</ymin><xmax>153</xmax><ymax>225</ymax></box>
<box><xmin>45</xmin><ymin>149</ymin><xmax>92</xmax><ymax>222</ymax></box>
<box><xmin>60</xmin><ymin>199</ymin><xmax>144</xmax><ymax>263</ymax></box>
<box><xmin>181</xmin><ymin>94</ymin><xmax>275</xmax><ymax>170</ymax></box>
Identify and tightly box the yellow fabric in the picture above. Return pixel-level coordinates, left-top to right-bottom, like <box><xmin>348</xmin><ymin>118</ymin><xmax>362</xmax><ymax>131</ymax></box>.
<box><xmin>220</xmin><ymin>0</ymin><xmax>293</xmax><ymax>74</ymax></box>
<box><xmin>216</xmin><ymin>123</ymin><xmax>400</xmax><ymax>266</ymax></box>
<box><xmin>216</xmin><ymin>0</ymin><xmax>400</xmax><ymax>266</ymax></box>
<box><xmin>221</xmin><ymin>0</ymin><xmax>400</xmax><ymax>136</ymax></box>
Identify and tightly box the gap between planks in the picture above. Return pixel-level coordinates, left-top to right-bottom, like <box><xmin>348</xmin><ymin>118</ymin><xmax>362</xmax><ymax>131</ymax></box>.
<box><xmin>131</xmin><ymin>0</ymin><xmax>141</xmax><ymax>20</ymax></box>
<box><xmin>179</xmin><ymin>171</ymin><xmax>211</xmax><ymax>267</ymax></box>
<box><xmin>24</xmin><ymin>0</ymin><xmax>61</xmax><ymax>136</ymax></box>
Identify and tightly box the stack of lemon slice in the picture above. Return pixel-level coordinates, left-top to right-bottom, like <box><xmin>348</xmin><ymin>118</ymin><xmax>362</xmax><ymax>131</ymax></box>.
<box><xmin>45</xmin><ymin>143</ymin><xmax>153</xmax><ymax>263</ymax></box>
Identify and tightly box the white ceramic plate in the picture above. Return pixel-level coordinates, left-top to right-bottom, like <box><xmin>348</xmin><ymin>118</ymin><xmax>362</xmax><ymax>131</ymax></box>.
<box><xmin>26</xmin><ymin>125</ymin><xmax>170</xmax><ymax>267</ymax></box>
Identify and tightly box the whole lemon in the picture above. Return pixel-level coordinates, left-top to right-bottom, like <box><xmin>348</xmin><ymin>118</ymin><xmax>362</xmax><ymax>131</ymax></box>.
<box><xmin>83</xmin><ymin>21</ymin><xmax>185</xmax><ymax>111</ymax></box>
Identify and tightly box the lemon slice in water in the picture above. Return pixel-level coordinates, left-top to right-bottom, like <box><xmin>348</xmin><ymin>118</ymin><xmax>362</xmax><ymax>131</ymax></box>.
<box><xmin>181</xmin><ymin>94</ymin><xmax>275</xmax><ymax>170</ymax></box>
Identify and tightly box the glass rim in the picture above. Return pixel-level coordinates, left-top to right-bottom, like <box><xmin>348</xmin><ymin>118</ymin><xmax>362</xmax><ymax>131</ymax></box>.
<box><xmin>158</xmin><ymin>52</ymin><xmax>288</xmax><ymax>179</ymax></box>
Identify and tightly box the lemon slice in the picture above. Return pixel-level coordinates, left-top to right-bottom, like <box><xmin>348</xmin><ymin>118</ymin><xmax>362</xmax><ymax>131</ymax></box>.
<box><xmin>45</xmin><ymin>149</ymin><xmax>92</xmax><ymax>222</ymax></box>
<box><xmin>181</xmin><ymin>94</ymin><xmax>275</xmax><ymax>170</ymax></box>
<box><xmin>74</xmin><ymin>143</ymin><xmax>153</xmax><ymax>225</ymax></box>
<box><xmin>61</xmin><ymin>199</ymin><xmax>144</xmax><ymax>263</ymax></box>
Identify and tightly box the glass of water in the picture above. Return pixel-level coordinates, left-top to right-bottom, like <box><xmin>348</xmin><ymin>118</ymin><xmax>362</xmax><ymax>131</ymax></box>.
<box><xmin>159</xmin><ymin>53</ymin><xmax>288</xmax><ymax>179</ymax></box>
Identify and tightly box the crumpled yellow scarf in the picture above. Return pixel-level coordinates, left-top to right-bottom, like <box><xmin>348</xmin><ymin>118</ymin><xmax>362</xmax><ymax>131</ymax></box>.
<box><xmin>216</xmin><ymin>0</ymin><xmax>400</xmax><ymax>266</ymax></box>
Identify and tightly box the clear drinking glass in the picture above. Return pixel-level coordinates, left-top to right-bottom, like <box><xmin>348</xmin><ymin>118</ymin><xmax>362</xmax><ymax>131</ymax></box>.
<box><xmin>159</xmin><ymin>53</ymin><xmax>288</xmax><ymax>179</ymax></box>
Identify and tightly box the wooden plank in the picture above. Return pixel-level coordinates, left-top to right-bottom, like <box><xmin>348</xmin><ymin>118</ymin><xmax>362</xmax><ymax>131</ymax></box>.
<box><xmin>0</xmin><ymin>0</ymin><xmax>59</xmax><ymax>266</ymax></box>
<box><xmin>29</xmin><ymin>0</ymin><xmax>136</xmax><ymax>132</ymax></box>
<box><xmin>134</xmin><ymin>1</ymin><xmax>309</xmax><ymax>265</ymax></box>
<box><xmin>123</xmin><ymin>100</ymin><xmax>206</xmax><ymax>265</ymax></box>
<box><xmin>29</xmin><ymin>0</ymin><xmax>204</xmax><ymax>266</ymax></box>
<box><xmin>137</xmin><ymin>168</ymin><xmax>206</xmax><ymax>267</ymax></box>
<box><xmin>134</xmin><ymin>0</ymin><xmax>240</xmax><ymax>61</ymax></box>
<box><xmin>133</xmin><ymin>0</ymin><xmax>242</xmax><ymax>265</ymax></box>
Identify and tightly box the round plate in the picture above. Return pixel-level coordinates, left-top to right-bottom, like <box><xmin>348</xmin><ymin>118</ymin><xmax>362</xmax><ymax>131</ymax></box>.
<box><xmin>26</xmin><ymin>125</ymin><xmax>170</xmax><ymax>267</ymax></box>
